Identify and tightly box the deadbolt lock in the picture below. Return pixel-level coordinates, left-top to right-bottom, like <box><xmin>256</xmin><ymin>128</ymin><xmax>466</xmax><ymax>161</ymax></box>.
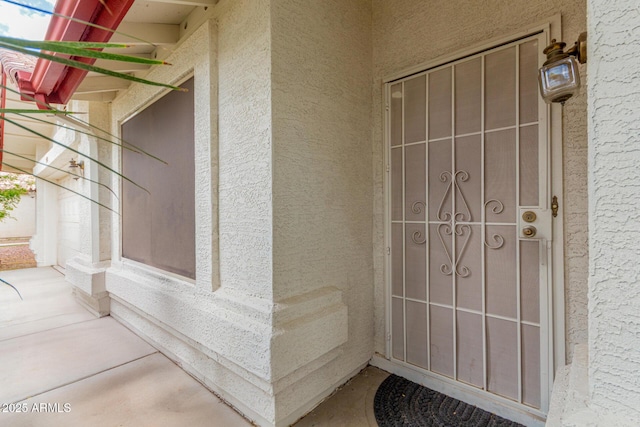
<box><xmin>522</xmin><ymin>211</ymin><xmax>537</xmax><ymax>223</ymax></box>
<box><xmin>522</xmin><ymin>226</ymin><xmax>537</xmax><ymax>238</ymax></box>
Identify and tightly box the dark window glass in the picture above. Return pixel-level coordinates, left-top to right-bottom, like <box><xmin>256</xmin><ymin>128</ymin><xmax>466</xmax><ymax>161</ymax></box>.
<box><xmin>121</xmin><ymin>78</ymin><xmax>195</xmax><ymax>279</ymax></box>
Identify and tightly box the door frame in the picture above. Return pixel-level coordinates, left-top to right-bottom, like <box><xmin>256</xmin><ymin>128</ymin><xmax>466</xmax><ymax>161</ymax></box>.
<box><xmin>374</xmin><ymin>16</ymin><xmax>565</xmax><ymax>426</ymax></box>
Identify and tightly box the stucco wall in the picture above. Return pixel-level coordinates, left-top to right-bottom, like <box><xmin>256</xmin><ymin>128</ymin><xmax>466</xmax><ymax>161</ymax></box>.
<box><xmin>588</xmin><ymin>0</ymin><xmax>640</xmax><ymax>420</ymax></box>
<box><xmin>87</xmin><ymin>102</ymin><xmax>113</xmax><ymax>263</ymax></box>
<box><xmin>371</xmin><ymin>0</ymin><xmax>588</xmax><ymax>362</ymax></box>
<box><xmin>217</xmin><ymin>0</ymin><xmax>272</xmax><ymax>299</ymax></box>
<box><xmin>0</xmin><ymin>196</ymin><xmax>35</xmax><ymax>238</ymax></box>
<box><xmin>105</xmin><ymin>4</ymin><xmax>280</xmax><ymax>425</ymax></box>
<box><xmin>56</xmin><ymin>176</ymin><xmax>82</xmax><ymax>267</ymax></box>
<box><xmin>270</xmin><ymin>0</ymin><xmax>373</xmax><ymax>420</ymax></box>
<box><xmin>54</xmin><ymin>116</ymin><xmax>91</xmax><ymax>268</ymax></box>
<box><xmin>103</xmin><ymin>1</ymin><xmax>373</xmax><ymax>424</ymax></box>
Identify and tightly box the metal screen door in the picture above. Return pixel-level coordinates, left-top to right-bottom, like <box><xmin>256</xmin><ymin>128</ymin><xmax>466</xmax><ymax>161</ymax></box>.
<box><xmin>386</xmin><ymin>33</ymin><xmax>552</xmax><ymax>415</ymax></box>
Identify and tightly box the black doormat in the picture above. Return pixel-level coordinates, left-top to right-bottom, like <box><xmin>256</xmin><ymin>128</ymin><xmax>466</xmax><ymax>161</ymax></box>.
<box><xmin>374</xmin><ymin>375</ymin><xmax>525</xmax><ymax>427</ymax></box>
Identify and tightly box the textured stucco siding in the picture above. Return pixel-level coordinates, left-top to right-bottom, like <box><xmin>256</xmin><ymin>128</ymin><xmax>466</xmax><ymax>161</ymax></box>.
<box><xmin>87</xmin><ymin>101</ymin><xmax>113</xmax><ymax>263</ymax></box>
<box><xmin>371</xmin><ymin>0</ymin><xmax>588</xmax><ymax>362</ymax></box>
<box><xmin>106</xmin><ymin>9</ymin><xmax>279</xmax><ymax>425</ymax></box>
<box><xmin>587</xmin><ymin>0</ymin><xmax>640</xmax><ymax>420</ymax></box>
<box><xmin>61</xmin><ymin>101</ymin><xmax>113</xmax><ymax>267</ymax></box>
<box><xmin>270</xmin><ymin>0</ymin><xmax>373</xmax><ymax>421</ymax></box>
<box><xmin>218</xmin><ymin>0</ymin><xmax>273</xmax><ymax>299</ymax></box>
<box><xmin>56</xmin><ymin>175</ymin><xmax>82</xmax><ymax>267</ymax></box>
<box><xmin>53</xmin><ymin>119</ymin><xmax>87</xmax><ymax>267</ymax></box>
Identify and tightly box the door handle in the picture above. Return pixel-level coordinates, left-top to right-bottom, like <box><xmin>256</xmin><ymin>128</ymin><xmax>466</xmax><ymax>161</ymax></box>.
<box><xmin>523</xmin><ymin>226</ymin><xmax>537</xmax><ymax>238</ymax></box>
<box><xmin>522</xmin><ymin>211</ymin><xmax>537</xmax><ymax>222</ymax></box>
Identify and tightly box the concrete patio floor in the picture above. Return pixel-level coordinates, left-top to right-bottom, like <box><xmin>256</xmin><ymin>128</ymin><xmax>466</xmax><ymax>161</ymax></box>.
<box><xmin>0</xmin><ymin>267</ymin><xmax>387</xmax><ymax>427</ymax></box>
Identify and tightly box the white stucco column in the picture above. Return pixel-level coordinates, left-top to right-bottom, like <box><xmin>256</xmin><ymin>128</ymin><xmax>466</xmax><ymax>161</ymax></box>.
<box><xmin>64</xmin><ymin>101</ymin><xmax>112</xmax><ymax>317</ymax></box>
<box><xmin>31</xmin><ymin>179</ymin><xmax>57</xmax><ymax>266</ymax></box>
<box><xmin>587</xmin><ymin>0</ymin><xmax>640</xmax><ymax>423</ymax></box>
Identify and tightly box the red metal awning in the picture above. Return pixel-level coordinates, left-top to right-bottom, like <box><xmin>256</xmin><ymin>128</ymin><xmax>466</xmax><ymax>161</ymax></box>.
<box><xmin>15</xmin><ymin>0</ymin><xmax>135</xmax><ymax>107</ymax></box>
<box><xmin>0</xmin><ymin>0</ymin><xmax>135</xmax><ymax>171</ymax></box>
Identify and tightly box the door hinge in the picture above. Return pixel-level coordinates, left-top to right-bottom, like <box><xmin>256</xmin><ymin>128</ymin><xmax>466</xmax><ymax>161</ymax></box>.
<box><xmin>551</xmin><ymin>195</ymin><xmax>559</xmax><ymax>218</ymax></box>
<box><xmin>386</xmin><ymin>333</ymin><xmax>391</xmax><ymax>342</ymax></box>
<box><xmin>386</xmin><ymin>247</ymin><xmax>391</xmax><ymax>255</ymax></box>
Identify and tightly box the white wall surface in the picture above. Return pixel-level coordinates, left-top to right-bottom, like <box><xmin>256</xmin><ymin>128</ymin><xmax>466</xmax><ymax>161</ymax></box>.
<box><xmin>370</xmin><ymin>0</ymin><xmax>588</xmax><ymax>363</ymax></box>
<box><xmin>56</xmin><ymin>176</ymin><xmax>82</xmax><ymax>268</ymax></box>
<box><xmin>105</xmin><ymin>1</ymin><xmax>373</xmax><ymax>425</ymax></box>
<box><xmin>87</xmin><ymin>101</ymin><xmax>113</xmax><ymax>263</ymax></box>
<box><xmin>588</xmin><ymin>0</ymin><xmax>640</xmax><ymax>421</ymax></box>
<box><xmin>217</xmin><ymin>0</ymin><xmax>272</xmax><ymax>298</ymax></box>
<box><xmin>0</xmin><ymin>196</ymin><xmax>35</xmax><ymax>238</ymax></box>
<box><xmin>106</xmin><ymin>7</ymin><xmax>280</xmax><ymax>425</ymax></box>
<box><xmin>31</xmin><ymin>180</ymin><xmax>57</xmax><ymax>266</ymax></box>
<box><xmin>270</xmin><ymin>0</ymin><xmax>373</xmax><ymax>420</ymax></box>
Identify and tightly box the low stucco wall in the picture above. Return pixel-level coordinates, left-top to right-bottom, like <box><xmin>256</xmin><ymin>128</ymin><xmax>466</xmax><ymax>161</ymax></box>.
<box><xmin>0</xmin><ymin>196</ymin><xmax>35</xmax><ymax>238</ymax></box>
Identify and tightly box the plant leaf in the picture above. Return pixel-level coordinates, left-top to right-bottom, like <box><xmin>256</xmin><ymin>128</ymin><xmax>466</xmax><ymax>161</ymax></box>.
<box><xmin>46</xmin><ymin>113</ymin><xmax>168</xmax><ymax>165</ymax></box>
<box><xmin>1</xmin><ymin>83</ymin><xmax>66</xmax><ymax>113</ymax></box>
<box><xmin>0</xmin><ymin>37</ymin><xmax>132</xmax><ymax>49</ymax></box>
<box><xmin>0</xmin><ymin>109</ymin><xmax>81</xmax><ymax>114</ymax></box>
<box><xmin>0</xmin><ymin>0</ymin><xmax>158</xmax><ymax>48</ymax></box>
<box><xmin>0</xmin><ymin>42</ymin><xmax>186</xmax><ymax>92</ymax></box>
<box><xmin>10</xmin><ymin>111</ymin><xmax>142</xmax><ymax>156</ymax></box>
<box><xmin>0</xmin><ymin>276</ymin><xmax>23</xmax><ymax>300</ymax></box>
<box><xmin>0</xmin><ymin>149</ymin><xmax>118</xmax><ymax>199</ymax></box>
<box><xmin>4</xmin><ymin>163</ymin><xmax>119</xmax><ymax>215</ymax></box>
<box><xmin>0</xmin><ymin>36</ymin><xmax>171</xmax><ymax>65</ymax></box>
<box><xmin>1</xmin><ymin>84</ymin><xmax>168</xmax><ymax>166</ymax></box>
<box><xmin>0</xmin><ymin>115</ymin><xmax>150</xmax><ymax>194</ymax></box>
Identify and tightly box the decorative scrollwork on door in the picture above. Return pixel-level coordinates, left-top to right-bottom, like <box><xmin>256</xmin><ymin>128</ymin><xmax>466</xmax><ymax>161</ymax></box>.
<box><xmin>484</xmin><ymin>233</ymin><xmax>505</xmax><ymax>249</ymax></box>
<box><xmin>412</xmin><ymin>201</ymin><xmax>426</xmax><ymax>215</ymax></box>
<box><xmin>436</xmin><ymin>223</ymin><xmax>472</xmax><ymax>277</ymax></box>
<box><xmin>485</xmin><ymin>199</ymin><xmax>504</xmax><ymax>215</ymax></box>
<box><xmin>437</xmin><ymin>171</ymin><xmax>472</xmax><ymax>222</ymax></box>
<box><xmin>411</xmin><ymin>171</ymin><xmax>509</xmax><ymax>274</ymax></box>
<box><xmin>411</xmin><ymin>169</ymin><xmax>473</xmax><ymax>277</ymax></box>
<box><xmin>412</xmin><ymin>230</ymin><xmax>426</xmax><ymax>245</ymax></box>
<box><xmin>484</xmin><ymin>199</ymin><xmax>506</xmax><ymax>249</ymax></box>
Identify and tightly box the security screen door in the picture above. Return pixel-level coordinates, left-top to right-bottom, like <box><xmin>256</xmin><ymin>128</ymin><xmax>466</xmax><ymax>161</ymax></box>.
<box><xmin>387</xmin><ymin>33</ymin><xmax>552</xmax><ymax>414</ymax></box>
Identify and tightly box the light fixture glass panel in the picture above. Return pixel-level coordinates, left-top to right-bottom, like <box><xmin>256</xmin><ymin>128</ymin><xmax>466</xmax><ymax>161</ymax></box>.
<box><xmin>538</xmin><ymin>56</ymin><xmax>580</xmax><ymax>104</ymax></box>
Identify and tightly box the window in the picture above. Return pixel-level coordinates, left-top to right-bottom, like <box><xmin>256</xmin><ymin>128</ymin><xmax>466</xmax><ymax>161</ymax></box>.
<box><xmin>121</xmin><ymin>78</ymin><xmax>195</xmax><ymax>279</ymax></box>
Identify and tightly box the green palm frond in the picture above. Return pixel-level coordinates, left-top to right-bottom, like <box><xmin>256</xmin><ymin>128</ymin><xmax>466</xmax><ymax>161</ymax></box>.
<box><xmin>0</xmin><ymin>276</ymin><xmax>23</xmax><ymax>300</ymax></box>
<box><xmin>1</xmin><ymin>0</ymin><xmax>158</xmax><ymax>48</ymax></box>
<box><xmin>4</xmin><ymin>162</ymin><xmax>118</xmax><ymax>215</ymax></box>
<box><xmin>0</xmin><ymin>149</ymin><xmax>118</xmax><ymax>198</ymax></box>
<box><xmin>1</xmin><ymin>115</ymin><xmax>150</xmax><ymax>194</ymax></box>
<box><xmin>0</xmin><ymin>0</ymin><xmax>184</xmax><ymax>226</ymax></box>
<box><xmin>1</xmin><ymin>85</ymin><xmax>167</xmax><ymax>165</ymax></box>
<box><xmin>0</xmin><ymin>42</ymin><xmax>185</xmax><ymax>92</ymax></box>
<box><xmin>0</xmin><ymin>109</ymin><xmax>81</xmax><ymax>114</ymax></box>
<box><xmin>0</xmin><ymin>36</ymin><xmax>172</xmax><ymax>65</ymax></box>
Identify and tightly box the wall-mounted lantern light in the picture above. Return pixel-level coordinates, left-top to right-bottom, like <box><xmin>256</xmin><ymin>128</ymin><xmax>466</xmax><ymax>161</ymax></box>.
<box><xmin>538</xmin><ymin>32</ymin><xmax>587</xmax><ymax>104</ymax></box>
<box><xmin>68</xmin><ymin>158</ymin><xmax>84</xmax><ymax>180</ymax></box>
